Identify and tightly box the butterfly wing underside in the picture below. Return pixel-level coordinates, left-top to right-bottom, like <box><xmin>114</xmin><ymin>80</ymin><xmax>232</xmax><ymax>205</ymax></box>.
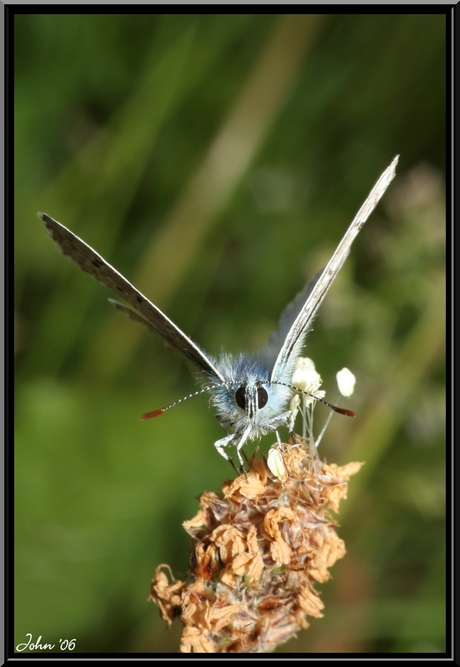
<box><xmin>270</xmin><ymin>155</ymin><xmax>399</xmax><ymax>383</ymax></box>
<box><xmin>257</xmin><ymin>270</ymin><xmax>322</xmax><ymax>370</ymax></box>
<box><xmin>38</xmin><ymin>212</ymin><xmax>225</xmax><ymax>383</ymax></box>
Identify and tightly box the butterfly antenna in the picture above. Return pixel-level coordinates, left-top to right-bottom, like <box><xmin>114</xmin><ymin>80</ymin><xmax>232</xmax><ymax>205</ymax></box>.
<box><xmin>141</xmin><ymin>388</ymin><xmax>210</xmax><ymax>420</ymax></box>
<box><xmin>271</xmin><ymin>381</ymin><xmax>356</xmax><ymax>418</ymax></box>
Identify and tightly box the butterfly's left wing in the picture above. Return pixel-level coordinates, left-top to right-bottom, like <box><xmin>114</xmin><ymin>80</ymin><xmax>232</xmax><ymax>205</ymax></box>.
<box><xmin>38</xmin><ymin>212</ymin><xmax>226</xmax><ymax>382</ymax></box>
<box><xmin>270</xmin><ymin>156</ymin><xmax>399</xmax><ymax>384</ymax></box>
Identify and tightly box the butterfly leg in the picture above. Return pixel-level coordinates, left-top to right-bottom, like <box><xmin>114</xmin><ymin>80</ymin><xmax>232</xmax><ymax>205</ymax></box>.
<box><xmin>214</xmin><ymin>433</ymin><xmax>236</xmax><ymax>461</ymax></box>
<box><xmin>214</xmin><ymin>433</ymin><xmax>242</xmax><ymax>472</ymax></box>
<box><xmin>214</xmin><ymin>424</ymin><xmax>253</xmax><ymax>474</ymax></box>
<box><xmin>275</xmin><ymin>411</ymin><xmax>298</xmax><ymax>448</ymax></box>
<box><xmin>234</xmin><ymin>424</ymin><xmax>256</xmax><ymax>473</ymax></box>
<box><xmin>270</xmin><ymin>410</ymin><xmax>295</xmax><ymax>442</ymax></box>
<box><xmin>283</xmin><ymin>409</ymin><xmax>297</xmax><ymax>443</ymax></box>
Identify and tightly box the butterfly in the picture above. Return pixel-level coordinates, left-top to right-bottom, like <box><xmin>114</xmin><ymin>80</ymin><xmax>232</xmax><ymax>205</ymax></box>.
<box><xmin>39</xmin><ymin>156</ymin><xmax>398</xmax><ymax>471</ymax></box>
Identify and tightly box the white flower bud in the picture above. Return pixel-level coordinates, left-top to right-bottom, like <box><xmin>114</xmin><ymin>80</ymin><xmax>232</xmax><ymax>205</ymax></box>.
<box><xmin>289</xmin><ymin>394</ymin><xmax>301</xmax><ymax>420</ymax></box>
<box><xmin>336</xmin><ymin>368</ymin><xmax>356</xmax><ymax>397</ymax></box>
<box><xmin>291</xmin><ymin>357</ymin><xmax>322</xmax><ymax>393</ymax></box>
<box><xmin>267</xmin><ymin>445</ymin><xmax>288</xmax><ymax>482</ymax></box>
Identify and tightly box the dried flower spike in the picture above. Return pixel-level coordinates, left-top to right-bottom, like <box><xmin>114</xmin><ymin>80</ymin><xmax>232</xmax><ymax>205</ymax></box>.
<box><xmin>149</xmin><ymin>444</ymin><xmax>363</xmax><ymax>653</ymax></box>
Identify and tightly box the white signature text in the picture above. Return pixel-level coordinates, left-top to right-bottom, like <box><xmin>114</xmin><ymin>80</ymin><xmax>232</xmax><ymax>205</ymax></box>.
<box><xmin>16</xmin><ymin>634</ymin><xmax>76</xmax><ymax>652</ymax></box>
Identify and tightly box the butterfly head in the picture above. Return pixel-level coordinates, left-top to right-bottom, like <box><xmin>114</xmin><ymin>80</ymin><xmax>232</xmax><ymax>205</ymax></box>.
<box><xmin>203</xmin><ymin>354</ymin><xmax>293</xmax><ymax>439</ymax></box>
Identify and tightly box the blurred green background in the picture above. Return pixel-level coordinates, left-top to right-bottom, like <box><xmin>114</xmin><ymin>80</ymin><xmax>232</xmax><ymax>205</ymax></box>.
<box><xmin>14</xmin><ymin>13</ymin><xmax>446</xmax><ymax>654</ymax></box>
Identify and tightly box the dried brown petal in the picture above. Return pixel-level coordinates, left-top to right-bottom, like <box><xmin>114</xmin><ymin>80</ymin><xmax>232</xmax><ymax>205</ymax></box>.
<box><xmin>223</xmin><ymin>469</ymin><xmax>267</xmax><ymax>500</ymax></box>
<box><xmin>149</xmin><ymin>565</ymin><xmax>185</xmax><ymax>625</ymax></box>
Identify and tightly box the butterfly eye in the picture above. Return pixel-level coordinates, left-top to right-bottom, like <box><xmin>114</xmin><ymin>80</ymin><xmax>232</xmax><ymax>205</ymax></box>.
<box><xmin>235</xmin><ymin>386</ymin><xmax>247</xmax><ymax>410</ymax></box>
<box><xmin>257</xmin><ymin>387</ymin><xmax>268</xmax><ymax>409</ymax></box>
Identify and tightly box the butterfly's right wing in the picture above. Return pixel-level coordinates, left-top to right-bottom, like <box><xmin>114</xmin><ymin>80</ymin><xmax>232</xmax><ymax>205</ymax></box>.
<box><xmin>270</xmin><ymin>156</ymin><xmax>399</xmax><ymax>384</ymax></box>
<box><xmin>257</xmin><ymin>269</ymin><xmax>323</xmax><ymax>370</ymax></box>
<box><xmin>38</xmin><ymin>212</ymin><xmax>226</xmax><ymax>383</ymax></box>
<box><xmin>268</xmin><ymin>249</ymin><xmax>351</xmax><ymax>383</ymax></box>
